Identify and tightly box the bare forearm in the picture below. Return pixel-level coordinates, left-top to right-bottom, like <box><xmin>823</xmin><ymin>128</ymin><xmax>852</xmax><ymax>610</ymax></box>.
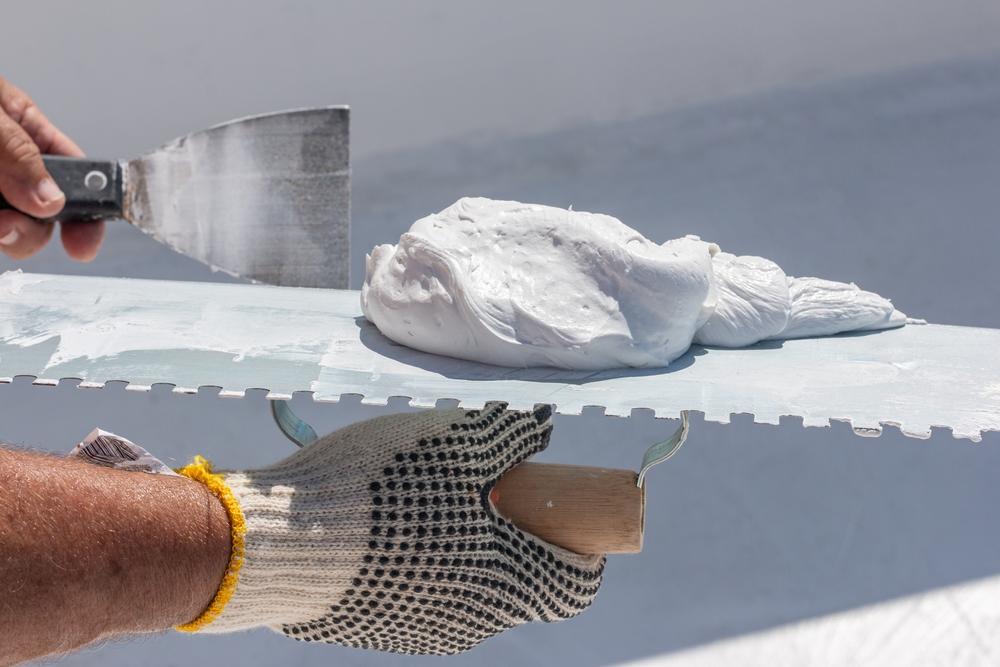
<box><xmin>0</xmin><ymin>447</ymin><xmax>230</xmax><ymax>666</ymax></box>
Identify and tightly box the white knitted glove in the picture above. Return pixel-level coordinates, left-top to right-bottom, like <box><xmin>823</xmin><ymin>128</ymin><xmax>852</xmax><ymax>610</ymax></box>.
<box><xmin>176</xmin><ymin>403</ymin><xmax>605</xmax><ymax>655</ymax></box>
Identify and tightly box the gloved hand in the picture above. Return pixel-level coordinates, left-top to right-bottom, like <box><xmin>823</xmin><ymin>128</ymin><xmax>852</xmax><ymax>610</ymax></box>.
<box><xmin>176</xmin><ymin>403</ymin><xmax>605</xmax><ymax>655</ymax></box>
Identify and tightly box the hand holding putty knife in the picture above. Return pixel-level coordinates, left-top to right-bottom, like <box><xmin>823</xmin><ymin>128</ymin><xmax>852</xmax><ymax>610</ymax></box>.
<box><xmin>0</xmin><ymin>107</ymin><xmax>351</xmax><ymax>288</ymax></box>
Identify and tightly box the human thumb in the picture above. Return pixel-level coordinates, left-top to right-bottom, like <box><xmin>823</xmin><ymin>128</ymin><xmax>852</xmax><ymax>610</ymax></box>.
<box><xmin>0</xmin><ymin>107</ymin><xmax>65</xmax><ymax>219</ymax></box>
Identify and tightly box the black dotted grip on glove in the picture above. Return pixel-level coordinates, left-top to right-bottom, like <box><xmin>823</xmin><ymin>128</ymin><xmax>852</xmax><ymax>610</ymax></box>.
<box><xmin>283</xmin><ymin>403</ymin><xmax>605</xmax><ymax>654</ymax></box>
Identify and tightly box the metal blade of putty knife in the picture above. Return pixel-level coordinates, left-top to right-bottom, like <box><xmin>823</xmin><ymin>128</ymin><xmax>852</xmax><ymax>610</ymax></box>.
<box><xmin>0</xmin><ymin>107</ymin><xmax>350</xmax><ymax>288</ymax></box>
<box><xmin>127</xmin><ymin>107</ymin><xmax>350</xmax><ymax>288</ymax></box>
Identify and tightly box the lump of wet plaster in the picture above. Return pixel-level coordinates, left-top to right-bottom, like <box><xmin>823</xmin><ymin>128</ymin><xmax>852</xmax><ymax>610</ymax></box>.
<box><xmin>694</xmin><ymin>252</ymin><xmax>791</xmax><ymax>347</ymax></box>
<box><xmin>362</xmin><ymin>197</ymin><xmax>911</xmax><ymax>370</ymax></box>
<box><xmin>775</xmin><ymin>276</ymin><xmax>907</xmax><ymax>339</ymax></box>
<box><xmin>361</xmin><ymin>197</ymin><xmax>715</xmax><ymax>370</ymax></box>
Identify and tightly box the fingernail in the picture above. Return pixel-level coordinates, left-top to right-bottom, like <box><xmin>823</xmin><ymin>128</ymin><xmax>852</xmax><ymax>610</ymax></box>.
<box><xmin>35</xmin><ymin>178</ymin><xmax>64</xmax><ymax>204</ymax></box>
<box><xmin>0</xmin><ymin>228</ymin><xmax>20</xmax><ymax>246</ymax></box>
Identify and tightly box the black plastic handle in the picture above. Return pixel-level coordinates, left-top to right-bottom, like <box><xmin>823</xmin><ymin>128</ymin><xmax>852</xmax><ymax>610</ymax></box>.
<box><xmin>0</xmin><ymin>155</ymin><xmax>124</xmax><ymax>221</ymax></box>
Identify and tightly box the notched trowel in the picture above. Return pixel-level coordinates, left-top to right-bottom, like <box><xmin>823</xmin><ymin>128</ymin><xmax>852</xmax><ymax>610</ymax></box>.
<box><xmin>0</xmin><ymin>107</ymin><xmax>350</xmax><ymax>288</ymax></box>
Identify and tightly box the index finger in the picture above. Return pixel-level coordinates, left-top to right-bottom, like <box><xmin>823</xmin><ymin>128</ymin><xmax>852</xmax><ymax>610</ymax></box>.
<box><xmin>0</xmin><ymin>76</ymin><xmax>83</xmax><ymax>157</ymax></box>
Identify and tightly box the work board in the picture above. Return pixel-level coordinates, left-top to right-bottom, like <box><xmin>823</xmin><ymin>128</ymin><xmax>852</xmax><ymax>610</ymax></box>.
<box><xmin>0</xmin><ymin>271</ymin><xmax>996</xmax><ymax>441</ymax></box>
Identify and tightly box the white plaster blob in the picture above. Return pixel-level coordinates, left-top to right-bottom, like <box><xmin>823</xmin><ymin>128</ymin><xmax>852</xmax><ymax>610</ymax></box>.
<box><xmin>694</xmin><ymin>252</ymin><xmax>791</xmax><ymax>347</ymax></box>
<box><xmin>777</xmin><ymin>276</ymin><xmax>908</xmax><ymax>339</ymax></box>
<box><xmin>362</xmin><ymin>198</ymin><xmax>913</xmax><ymax>370</ymax></box>
<box><xmin>362</xmin><ymin>198</ymin><xmax>715</xmax><ymax>370</ymax></box>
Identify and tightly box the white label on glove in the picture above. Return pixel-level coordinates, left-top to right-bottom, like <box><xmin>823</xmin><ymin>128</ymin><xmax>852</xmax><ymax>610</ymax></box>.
<box><xmin>69</xmin><ymin>428</ymin><xmax>178</xmax><ymax>477</ymax></box>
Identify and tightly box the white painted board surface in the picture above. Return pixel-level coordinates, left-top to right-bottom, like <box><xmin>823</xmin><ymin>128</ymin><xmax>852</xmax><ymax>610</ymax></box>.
<box><xmin>1</xmin><ymin>271</ymin><xmax>996</xmax><ymax>441</ymax></box>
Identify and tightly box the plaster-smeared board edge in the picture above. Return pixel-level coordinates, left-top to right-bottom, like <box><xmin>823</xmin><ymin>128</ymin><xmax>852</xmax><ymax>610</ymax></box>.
<box><xmin>1</xmin><ymin>375</ymin><xmax>991</xmax><ymax>443</ymax></box>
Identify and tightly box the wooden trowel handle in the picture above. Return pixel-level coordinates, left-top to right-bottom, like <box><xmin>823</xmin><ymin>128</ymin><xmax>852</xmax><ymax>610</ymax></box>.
<box><xmin>0</xmin><ymin>155</ymin><xmax>123</xmax><ymax>221</ymax></box>
<box><xmin>491</xmin><ymin>462</ymin><xmax>645</xmax><ymax>555</ymax></box>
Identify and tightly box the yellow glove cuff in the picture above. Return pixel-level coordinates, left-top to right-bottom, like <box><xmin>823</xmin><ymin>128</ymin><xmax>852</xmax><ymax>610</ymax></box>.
<box><xmin>174</xmin><ymin>455</ymin><xmax>247</xmax><ymax>633</ymax></box>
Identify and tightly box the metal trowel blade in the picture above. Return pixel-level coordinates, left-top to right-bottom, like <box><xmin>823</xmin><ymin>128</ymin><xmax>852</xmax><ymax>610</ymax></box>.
<box><xmin>123</xmin><ymin>107</ymin><xmax>350</xmax><ymax>289</ymax></box>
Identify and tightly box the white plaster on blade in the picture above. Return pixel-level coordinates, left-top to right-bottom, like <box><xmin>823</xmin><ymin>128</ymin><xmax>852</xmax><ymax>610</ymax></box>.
<box><xmin>0</xmin><ymin>270</ymin><xmax>50</xmax><ymax>296</ymax></box>
<box><xmin>777</xmin><ymin>276</ymin><xmax>903</xmax><ymax>339</ymax></box>
<box><xmin>362</xmin><ymin>198</ymin><xmax>912</xmax><ymax>370</ymax></box>
<box><xmin>695</xmin><ymin>252</ymin><xmax>789</xmax><ymax>347</ymax></box>
<box><xmin>362</xmin><ymin>198</ymin><xmax>715</xmax><ymax>370</ymax></box>
<box><xmin>123</xmin><ymin>108</ymin><xmax>350</xmax><ymax>289</ymax></box>
<box><xmin>0</xmin><ymin>274</ymin><xmax>332</xmax><ymax>371</ymax></box>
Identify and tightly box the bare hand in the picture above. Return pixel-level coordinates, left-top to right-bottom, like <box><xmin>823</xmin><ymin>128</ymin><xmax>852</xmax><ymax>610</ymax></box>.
<box><xmin>0</xmin><ymin>77</ymin><xmax>104</xmax><ymax>261</ymax></box>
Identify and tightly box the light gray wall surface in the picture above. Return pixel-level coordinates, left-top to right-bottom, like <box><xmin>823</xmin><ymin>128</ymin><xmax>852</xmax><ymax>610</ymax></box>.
<box><xmin>1</xmin><ymin>3</ymin><xmax>999</xmax><ymax>665</ymax></box>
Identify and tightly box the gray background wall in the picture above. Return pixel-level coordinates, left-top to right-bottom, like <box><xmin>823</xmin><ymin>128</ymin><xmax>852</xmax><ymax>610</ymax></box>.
<box><xmin>2</xmin><ymin>2</ymin><xmax>999</xmax><ymax>665</ymax></box>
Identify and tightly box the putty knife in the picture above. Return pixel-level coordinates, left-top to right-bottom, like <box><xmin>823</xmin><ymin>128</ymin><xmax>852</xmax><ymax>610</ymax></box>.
<box><xmin>0</xmin><ymin>108</ymin><xmax>350</xmax><ymax>289</ymax></box>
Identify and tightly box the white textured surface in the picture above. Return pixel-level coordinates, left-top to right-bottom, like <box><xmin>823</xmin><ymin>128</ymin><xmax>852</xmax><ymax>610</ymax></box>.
<box><xmin>779</xmin><ymin>276</ymin><xmax>905</xmax><ymax>339</ymax></box>
<box><xmin>620</xmin><ymin>575</ymin><xmax>1000</xmax><ymax>667</ymax></box>
<box><xmin>362</xmin><ymin>199</ymin><xmax>908</xmax><ymax>370</ymax></box>
<box><xmin>694</xmin><ymin>252</ymin><xmax>790</xmax><ymax>347</ymax></box>
<box><xmin>361</xmin><ymin>198</ymin><xmax>715</xmax><ymax>370</ymax></box>
<box><xmin>1</xmin><ymin>272</ymin><xmax>996</xmax><ymax>441</ymax></box>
